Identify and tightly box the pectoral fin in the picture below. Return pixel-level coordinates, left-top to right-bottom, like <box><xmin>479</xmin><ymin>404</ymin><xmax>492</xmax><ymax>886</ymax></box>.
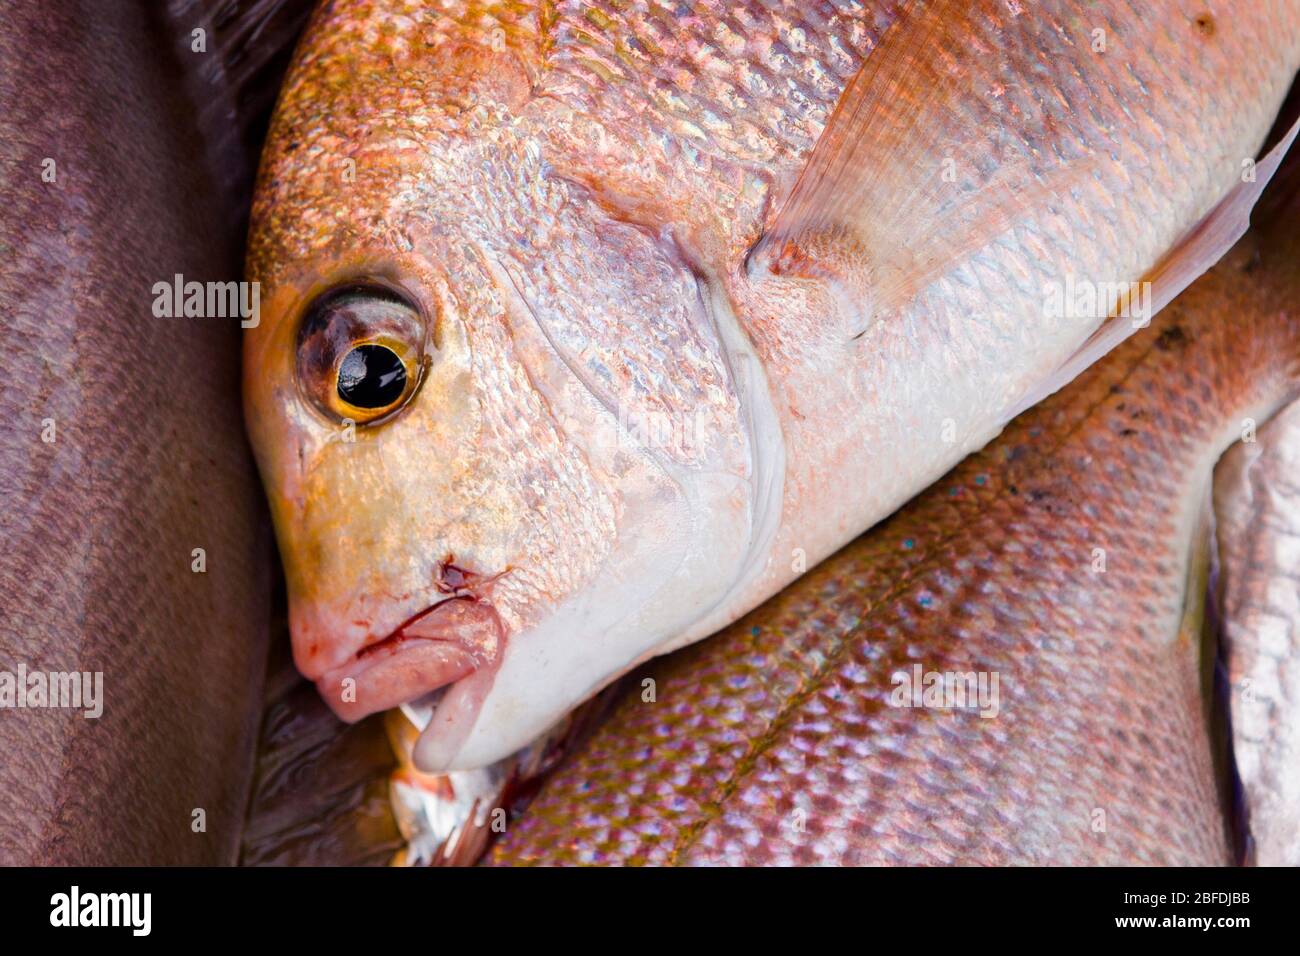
<box><xmin>749</xmin><ymin>0</ymin><xmax>1086</xmax><ymax>325</ymax></box>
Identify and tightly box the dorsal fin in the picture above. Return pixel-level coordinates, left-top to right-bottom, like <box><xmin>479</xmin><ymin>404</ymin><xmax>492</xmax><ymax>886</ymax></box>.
<box><xmin>749</xmin><ymin>0</ymin><xmax>1086</xmax><ymax>324</ymax></box>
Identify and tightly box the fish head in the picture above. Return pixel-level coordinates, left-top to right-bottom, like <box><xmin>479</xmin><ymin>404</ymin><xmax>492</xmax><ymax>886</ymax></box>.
<box><xmin>243</xmin><ymin>16</ymin><xmax>777</xmax><ymax>772</ymax></box>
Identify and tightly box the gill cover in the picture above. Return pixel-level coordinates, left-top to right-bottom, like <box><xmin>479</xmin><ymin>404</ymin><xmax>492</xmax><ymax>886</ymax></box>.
<box><xmin>243</xmin><ymin>9</ymin><xmax>783</xmax><ymax>769</ymax></box>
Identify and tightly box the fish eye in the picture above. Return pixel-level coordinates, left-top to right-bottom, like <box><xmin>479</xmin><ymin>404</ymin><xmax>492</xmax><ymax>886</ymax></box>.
<box><xmin>337</xmin><ymin>343</ymin><xmax>407</xmax><ymax>408</ymax></box>
<box><xmin>296</xmin><ymin>282</ymin><xmax>428</xmax><ymax>425</ymax></box>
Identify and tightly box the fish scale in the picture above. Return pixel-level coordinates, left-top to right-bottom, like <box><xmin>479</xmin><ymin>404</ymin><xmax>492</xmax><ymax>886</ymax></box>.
<box><xmin>488</xmin><ymin>196</ymin><xmax>1300</xmax><ymax>862</ymax></box>
<box><xmin>246</xmin><ymin>0</ymin><xmax>1300</xmax><ymax>772</ymax></box>
<box><xmin>1</xmin><ymin>0</ymin><xmax>276</xmax><ymax>863</ymax></box>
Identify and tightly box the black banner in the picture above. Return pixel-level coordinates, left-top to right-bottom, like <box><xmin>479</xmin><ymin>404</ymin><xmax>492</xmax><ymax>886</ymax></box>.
<box><xmin>0</xmin><ymin>866</ymin><xmax>1285</xmax><ymax>942</ymax></box>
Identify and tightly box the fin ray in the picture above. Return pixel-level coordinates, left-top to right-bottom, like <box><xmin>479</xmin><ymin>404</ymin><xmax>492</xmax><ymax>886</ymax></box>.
<box><xmin>752</xmin><ymin>0</ymin><xmax>1087</xmax><ymax>318</ymax></box>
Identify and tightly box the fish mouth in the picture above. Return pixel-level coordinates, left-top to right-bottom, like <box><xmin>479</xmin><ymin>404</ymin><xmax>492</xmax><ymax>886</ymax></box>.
<box><xmin>315</xmin><ymin>597</ymin><xmax>505</xmax><ymax>724</ymax></box>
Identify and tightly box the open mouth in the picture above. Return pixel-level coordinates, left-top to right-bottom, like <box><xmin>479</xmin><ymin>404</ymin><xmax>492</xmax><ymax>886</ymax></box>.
<box><xmin>315</xmin><ymin>597</ymin><xmax>505</xmax><ymax>723</ymax></box>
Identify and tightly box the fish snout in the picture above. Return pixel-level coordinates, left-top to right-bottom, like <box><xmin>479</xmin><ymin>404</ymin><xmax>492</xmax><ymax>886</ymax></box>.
<box><xmin>296</xmin><ymin>597</ymin><xmax>507</xmax><ymax>724</ymax></box>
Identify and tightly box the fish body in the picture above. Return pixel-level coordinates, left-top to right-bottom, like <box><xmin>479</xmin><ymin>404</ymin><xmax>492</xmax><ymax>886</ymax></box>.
<box><xmin>487</xmin><ymin>161</ymin><xmax>1300</xmax><ymax>865</ymax></box>
<box><xmin>239</xmin><ymin>628</ymin><xmax>404</xmax><ymax>866</ymax></box>
<box><xmin>1214</xmin><ymin>391</ymin><xmax>1300</xmax><ymax>865</ymax></box>
<box><xmin>245</xmin><ymin>0</ymin><xmax>1300</xmax><ymax>771</ymax></box>
<box><xmin>0</xmin><ymin>1</ymin><xmax>271</xmax><ymax>863</ymax></box>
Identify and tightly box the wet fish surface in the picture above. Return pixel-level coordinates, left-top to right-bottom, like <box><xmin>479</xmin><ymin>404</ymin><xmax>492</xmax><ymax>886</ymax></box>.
<box><xmin>488</xmin><ymin>151</ymin><xmax>1300</xmax><ymax>865</ymax></box>
<box><xmin>239</xmin><ymin>625</ymin><xmax>405</xmax><ymax>866</ymax></box>
<box><xmin>244</xmin><ymin>0</ymin><xmax>1300</xmax><ymax>774</ymax></box>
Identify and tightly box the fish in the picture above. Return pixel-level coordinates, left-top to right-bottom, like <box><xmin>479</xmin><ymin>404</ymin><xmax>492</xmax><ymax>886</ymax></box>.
<box><xmin>166</xmin><ymin>0</ymin><xmax>321</xmax><ymax>224</ymax></box>
<box><xmin>1210</xmin><ymin>157</ymin><xmax>1300</xmax><ymax>865</ymax></box>
<box><xmin>239</xmin><ymin>609</ymin><xmax>610</xmax><ymax>865</ymax></box>
<box><xmin>486</xmin><ymin>138</ymin><xmax>1300</xmax><ymax>866</ymax></box>
<box><xmin>0</xmin><ymin>0</ymin><xmax>274</xmax><ymax>863</ymax></box>
<box><xmin>1215</xmin><ymin>401</ymin><xmax>1300</xmax><ymax>866</ymax></box>
<box><xmin>244</xmin><ymin>0</ymin><xmax>1300</xmax><ymax>773</ymax></box>
<box><xmin>238</xmin><ymin>610</ymin><xmax>405</xmax><ymax>866</ymax></box>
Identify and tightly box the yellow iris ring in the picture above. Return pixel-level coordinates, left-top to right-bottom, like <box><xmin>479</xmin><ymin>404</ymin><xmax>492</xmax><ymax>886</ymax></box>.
<box><xmin>330</xmin><ymin>333</ymin><xmax>422</xmax><ymax>424</ymax></box>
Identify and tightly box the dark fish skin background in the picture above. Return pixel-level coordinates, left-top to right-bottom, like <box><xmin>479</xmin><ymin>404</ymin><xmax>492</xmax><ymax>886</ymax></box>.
<box><xmin>0</xmin><ymin>0</ymin><xmax>398</xmax><ymax>866</ymax></box>
<box><xmin>488</xmin><ymin>147</ymin><xmax>1300</xmax><ymax>866</ymax></box>
<box><xmin>165</xmin><ymin>0</ymin><xmax>319</xmax><ymax>225</ymax></box>
<box><xmin>0</xmin><ymin>0</ymin><xmax>295</xmax><ymax>864</ymax></box>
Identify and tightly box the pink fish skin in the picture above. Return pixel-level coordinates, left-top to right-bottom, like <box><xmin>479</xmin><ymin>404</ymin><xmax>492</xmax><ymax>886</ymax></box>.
<box><xmin>244</xmin><ymin>0</ymin><xmax>1300</xmax><ymax>773</ymax></box>
<box><xmin>487</xmin><ymin>149</ymin><xmax>1300</xmax><ymax>865</ymax></box>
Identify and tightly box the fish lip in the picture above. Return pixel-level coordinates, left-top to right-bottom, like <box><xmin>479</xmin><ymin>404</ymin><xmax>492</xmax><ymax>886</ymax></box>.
<box><xmin>313</xmin><ymin>598</ymin><xmax>491</xmax><ymax>723</ymax></box>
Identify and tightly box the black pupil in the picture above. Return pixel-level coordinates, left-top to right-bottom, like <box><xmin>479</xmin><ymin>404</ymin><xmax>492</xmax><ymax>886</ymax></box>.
<box><xmin>337</xmin><ymin>344</ymin><xmax>407</xmax><ymax>409</ymax></box>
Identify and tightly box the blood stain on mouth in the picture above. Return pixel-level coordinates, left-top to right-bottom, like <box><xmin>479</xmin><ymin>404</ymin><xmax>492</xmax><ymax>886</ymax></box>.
<box><xmin>434</xmin><ymin>553</ymin><xmax>511</xmax><ymax>597</ymax></box>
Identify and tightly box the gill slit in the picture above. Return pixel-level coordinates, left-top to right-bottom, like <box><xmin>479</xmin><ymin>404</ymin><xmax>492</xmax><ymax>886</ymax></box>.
<box><xmin>676</xmin><ymin>236</ymin><xmax>787</xmax><ymax>631</ymax></box>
